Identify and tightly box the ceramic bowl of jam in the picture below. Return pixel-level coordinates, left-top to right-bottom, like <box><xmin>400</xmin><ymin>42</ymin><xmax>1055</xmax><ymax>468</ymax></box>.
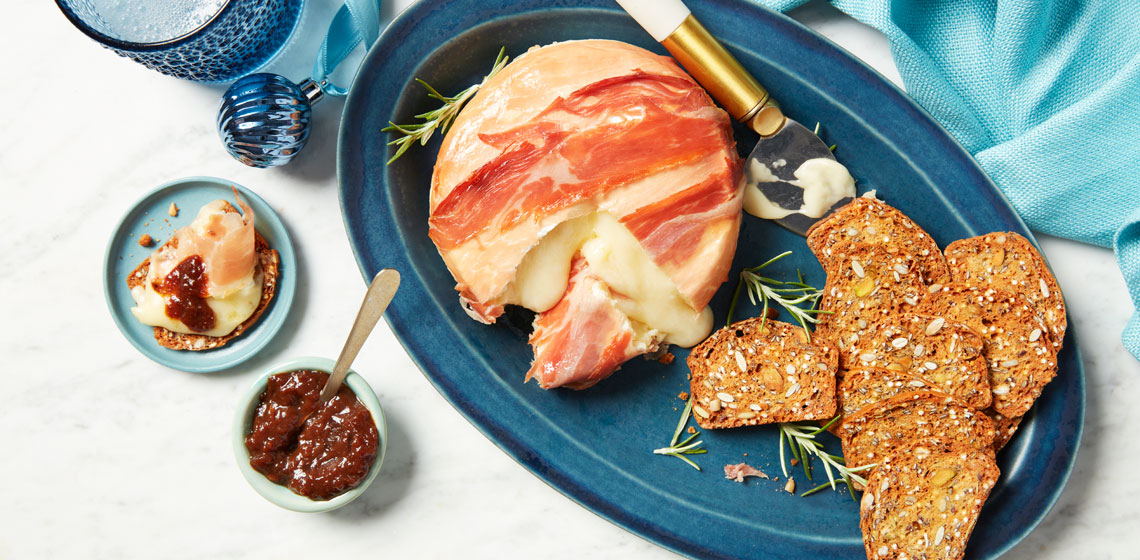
<box><xmin>233</xmin><ymin>356</ymin><xmax>387</xmax><ymax>512</ymax></box>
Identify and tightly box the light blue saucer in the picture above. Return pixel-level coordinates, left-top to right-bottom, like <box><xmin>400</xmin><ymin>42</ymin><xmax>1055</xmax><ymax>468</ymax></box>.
<box><xmin>103</xmin><ymin>176</ymin><xmax>296</xmax><ymax>373</ymax></box>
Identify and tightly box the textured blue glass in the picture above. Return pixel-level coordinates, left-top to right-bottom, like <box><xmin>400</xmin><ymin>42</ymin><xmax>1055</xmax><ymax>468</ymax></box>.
<box><xmin>56</xmin><ymin>0</ymin><xmax>303</xmax><ymax>83</ymax></box>
<box><xmin>217</xmin><ymin>73</ymin><xmax>313</xmax><ymax>168</ymax></box>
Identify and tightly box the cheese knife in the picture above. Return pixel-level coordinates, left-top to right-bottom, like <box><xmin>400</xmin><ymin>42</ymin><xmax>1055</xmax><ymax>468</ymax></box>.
<box><xmin>615</xmin><ymin>0</ymin><xmax>854</xmax><ymax>236</ymax></box>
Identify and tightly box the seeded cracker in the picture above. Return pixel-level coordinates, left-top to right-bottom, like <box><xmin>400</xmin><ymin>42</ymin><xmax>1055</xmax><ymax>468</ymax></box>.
<box><xmin>944</xmin><ymin>232</ymin><xmax>1066</xmax><ymax>348</ymax></box>
<box><xmin>983</xmin><ymin>408</ymin><xmax>1022</xmax><ymax>453</ymax></box>
<box><xmin>838</xmin><ymin>391</ymin><xmax>996</xmax><ymax>471</ymax></box>
<box><xmin>126</xmin><ymin>201</ymin><xmax>280</xmax><ymax>351</ymax></box>
<box><xmin>816</xmin><ymin>244</ymin><xmax>928</xmax><ymax>351</ymax></box>
<box><xmin>807</xmin><ymin>194</ymin><xmax>950</xmax><ymax>286</ymax></box>
<box><xmin>836</xmin><ymin>367</ymin><xmax>949</xmax><ymax>427</ymax></box>
<box><xmin>686</xmin><ymin>319</ymin><xmax>838</xmax><ymax>428</ymax></box>
<box><xmin>860</xmin><ymin>439</ymin><xmax>999</xmax><ymax>560</ymax></box>
<box><xmin>918</xmin><ymin>283</ymin><xmax>1058</xmax><ymax>418</ymax></box>
<box><xmin>840</xmin><ymin>313</ymin><xmax>991</xmax><ymax>410</ymax></box>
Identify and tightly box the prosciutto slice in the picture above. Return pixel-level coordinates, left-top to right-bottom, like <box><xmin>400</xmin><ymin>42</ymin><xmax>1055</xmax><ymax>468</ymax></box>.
<box><xmin>148</xmin><ymin>188</ymin><xmax>256</xmax><ymax>297</ymax></box>
<box><xmin>525</xmin><ymin>257</ymin><xmax>651</xmax><ymax>390</ymax></box>
<box><xmin>429</xmin><ymin>40</ymin><xmax>742</xmax><ymax>389</ymax></box>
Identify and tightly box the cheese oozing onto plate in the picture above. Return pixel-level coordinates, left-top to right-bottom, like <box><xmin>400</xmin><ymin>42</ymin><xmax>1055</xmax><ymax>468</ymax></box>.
<box><xmin>503</xmin><ymin>212</ymin><xmax>714</xmax><ymax>347</ymax></box>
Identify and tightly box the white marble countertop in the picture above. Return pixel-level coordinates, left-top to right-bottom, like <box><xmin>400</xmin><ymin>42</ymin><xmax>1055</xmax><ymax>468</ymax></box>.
<box><xmin>4</xmin><ymin>0</ymin><xmax>1138</xmax><ymax>558</ymax></box>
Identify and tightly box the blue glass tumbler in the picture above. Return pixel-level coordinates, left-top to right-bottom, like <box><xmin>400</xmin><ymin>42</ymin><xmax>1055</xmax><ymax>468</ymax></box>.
<box><xmin>56</xmin><ymin>0</ymin><xmax>304</xmax><ymax>83</ymax></box>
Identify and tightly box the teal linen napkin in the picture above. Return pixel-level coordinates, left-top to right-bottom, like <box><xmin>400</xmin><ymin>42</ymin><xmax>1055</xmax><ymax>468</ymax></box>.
<box><xmin>758</xmin><ymin>0</ymin><xmax>1140</xmax><ymax>359</ymax></box>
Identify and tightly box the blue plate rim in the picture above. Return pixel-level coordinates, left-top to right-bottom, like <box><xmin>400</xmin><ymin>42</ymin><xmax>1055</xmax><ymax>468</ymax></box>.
<box><xmin>337</xmin><ymin>1</ymin><xmax>1085</xmax><ymax>557</ymax></box>
<box><xmin>103</xmin><ymin>176</ymin><xmax>297</xmax><ymax>373</ymax></box>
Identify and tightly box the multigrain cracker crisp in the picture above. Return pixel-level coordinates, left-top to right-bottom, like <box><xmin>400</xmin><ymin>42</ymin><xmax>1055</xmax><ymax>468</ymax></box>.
<box><xmin>859</xmin><ymin>439</ymin><xmax>999</xmax><ymax>560</ymax></box>
<box><xmin>944</xmin><ymin>232</ymin><xmax>1066</xmax><ymax>348</ymax></box>
<box><xmin>687</xmin><ymin>319</ymin><xmax>838</xmax><ymax>428</ymax></box>
<box><xmin>918</xmin><ymin>283</ymin><xmax>1057</xmax><ymax>417</ymax></box>
<box><xmin>983</xmin><ymin>408</ymin><xmax>1023</xmax><ymax>453</ymax></box>
<box><xmin>816</xmin><ymin>244</ymin><xmax>928</xmax><ymax>348</ymax></box>
<box><xmin>807</xmin><ymin>194</ymin><xmax>950</xmax><ymax>286</ymax></box>
<box><xmin>838</xmin><ymin>391</ymin><xmax>996</xmax><ymax>471</ymax></box>
<box><xmin>839</xmin><ymin>313</ymin><xmax>991</xmax><ymax>410</ymax></box>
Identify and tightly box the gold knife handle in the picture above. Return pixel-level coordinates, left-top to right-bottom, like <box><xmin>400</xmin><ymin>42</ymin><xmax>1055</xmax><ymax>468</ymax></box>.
<box><xmin>661</xmin><ymin>15</ymin><xmax>785</xmax><ymax>137</ymax></box>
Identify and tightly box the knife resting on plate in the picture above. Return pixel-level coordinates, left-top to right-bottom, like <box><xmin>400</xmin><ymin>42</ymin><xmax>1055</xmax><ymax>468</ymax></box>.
<box><xmin>615</xmin><ymin>0</ymin><xmax>856</xmax><ymax>236</ymax></box>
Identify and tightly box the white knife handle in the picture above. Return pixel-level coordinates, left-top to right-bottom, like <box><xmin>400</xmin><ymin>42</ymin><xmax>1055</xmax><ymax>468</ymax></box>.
<box><xmin>615</xmin><ymin>0</ymin><xmax>691</xmax><ymax>42</ymax></box>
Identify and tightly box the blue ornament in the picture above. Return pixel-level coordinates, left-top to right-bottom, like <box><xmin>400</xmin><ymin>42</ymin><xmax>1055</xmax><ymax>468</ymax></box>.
<box><xmin>217</xmin><ymin>73</ymin><xmax>324</xmax><ymax>168</ymax></box>
<box><xmin>214</xmin><ymin>0</ymin><xmax>381</xmax><ymax>168</ymax></box>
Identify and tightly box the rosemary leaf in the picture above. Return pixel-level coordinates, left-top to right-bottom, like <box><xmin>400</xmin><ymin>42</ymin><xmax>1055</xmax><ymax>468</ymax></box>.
<box><xmin>676</xmin><ymin>431</ymin><xmax>699</xmax><ymax>448</ymax></box>
<box><xmin>812</xmin><ymin>121</ymin><xmax>839</xmax><ymax>153</ymax></box>
<box><xmin>725</xmin><ymin>273</ymin><xmax>746</xmax><ymax>327</ymax></box>
<box><xmin>726</xmin><ymin>250</ymin><xmax>825</xmax><ymax>342</ymax></box>
<box><xmin>778</xmin><ymin>420</ymin><xmax>870</xmax><ymax>498</ymax></box>
<box><xmin>673</xmin><ymin>453</ymin><xmax>700</xmax><ymax>470</ymax></box>
<box><xmin>821</xmin><ymin>453</ymin><xmax>836</xmax><ymax>488</ymax></box>
<box><xmin>800</xmin><ymin>481</ymin><xmax>835</xmax><ymax>497</ymax></box>
<box><xmin>654</xmin><ymin>398</ymin><xmax>706</xmax><ymax>471</ymax></box>
<box><xmin>382</xmin><ymin>47</ymin><xmax>509</xmax><ymax>164</ymax></box>
<box><xmin>800</xmin><ymin>477</ymin><xmax>858</xmax><ymax>498</ymax></box>
<box><xmin>778</xmin><ymin>427</ymin><xmax>789</xmax><ymax>478</ymax></box>
<box><xmin>814</xmin><ymin>416</ymin><xmax>841</xmax><ymax>435</ymax></box>
<box><xmin>671</xmin><ymin>397</ymin><xmax>694</xmax><ymax>446</ymax></box>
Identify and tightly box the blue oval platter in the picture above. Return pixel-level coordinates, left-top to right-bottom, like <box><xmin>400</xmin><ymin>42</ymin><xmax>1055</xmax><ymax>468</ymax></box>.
<box><xmin>337</xmin><ymin>1</ymin><xmax>1084</xmax><ymax>558</ymax></box>
<box><xmin>104</xmin><ymin>177</ymin><xmax>296</xmax><ymax>373</ymax></box>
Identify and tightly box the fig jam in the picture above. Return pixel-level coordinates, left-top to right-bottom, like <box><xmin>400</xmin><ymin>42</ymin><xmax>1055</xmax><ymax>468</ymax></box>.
<box><xmin>245</xmin><ymin>370</ymin><xmax>379</xmax><ymax>501</ymax></box>
<box><xmin>155</xmin><ymin>255</ymin><xmax>215</xmax><ymax>332</ymax></box>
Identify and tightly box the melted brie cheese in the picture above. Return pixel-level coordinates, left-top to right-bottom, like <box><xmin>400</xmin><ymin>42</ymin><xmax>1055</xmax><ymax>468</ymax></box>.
<box><xmin>580</xmin><ymin>214</ymin><xmax>713</xmax><ymax>347</ymax></box>
<box><xmin>130</xmin><ymin>271</ymin><xmax>263</xmax><ymax>337</ymax></box>
<box><xmin>129</xmin><ymin>197</ymin><xmax>262</xmax><ymax>337</ymax></box>
<box><xmin>743</xmin><ymin>157</ymin><xmax>855</xmax><ymax>219</ymax></box>
<box><xmin>508</xmin><ymin>214</ymin><xmax>592</xmax><ymax>312</ymax></box>
<box><xmin>503</xmin><ymin>212</ymin><xmax>713</xmax><ymax>347</ymax></box>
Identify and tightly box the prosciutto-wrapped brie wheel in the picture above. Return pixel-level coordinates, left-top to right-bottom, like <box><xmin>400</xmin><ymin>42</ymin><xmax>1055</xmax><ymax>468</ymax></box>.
<box><xmin>429</xmin><ymin>40</ymin><xmax>743</xmax><ymax>389</ymax></box>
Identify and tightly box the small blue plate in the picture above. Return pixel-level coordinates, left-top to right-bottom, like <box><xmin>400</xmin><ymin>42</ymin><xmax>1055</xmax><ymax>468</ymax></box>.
<box><xmin>338</xmin><ymin>1</ymin><xmax>1084</xmax><ymax>558</ymax></box>
<box><xmin>104</xmin><ymin>177</ymin><xmax>296</xmax><ymax>373</ymax></box>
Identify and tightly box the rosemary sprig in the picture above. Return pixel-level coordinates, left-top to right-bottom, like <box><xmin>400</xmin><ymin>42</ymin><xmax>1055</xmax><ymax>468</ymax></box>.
<box><xmin>779</xmin><ymin>419</ymin><xmax>874</xmax><ymax>498</ymax></box>
<box><xmin>724</xmin><ymin>251</ymin><xmax>829</xmax><ymax>341</ymax></box>
<box><xmin>382</xmin><ymin>47</ymin><xmax>510</xmax><ymax>164</ymax></box>
<box><xmin>653</xmin><ymin>398</ymin><xmax>707</xmax><ymax>470</ymax></box>
<box><xmin>724</xmin><ymin>251</ymin><xmax>864</xmax><ymax>497</ymax></box>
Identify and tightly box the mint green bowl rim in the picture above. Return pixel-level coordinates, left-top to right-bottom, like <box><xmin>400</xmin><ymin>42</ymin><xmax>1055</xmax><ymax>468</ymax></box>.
<box><xmin>232</xmin><ymin>356</ymin><xmax>387</xmax><ymax>512</ymax></box>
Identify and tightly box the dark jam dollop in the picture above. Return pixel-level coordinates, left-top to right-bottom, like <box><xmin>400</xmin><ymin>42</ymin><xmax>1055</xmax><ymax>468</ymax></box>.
<box><xmin>245</xmin><ymin>370</ymin><xmax>379</xmax><ymax>501</ymax></box>
<box><xmin>155</xmin><ymin>255</ymin><xmax>215</xmax><ymax>332</ymax></box>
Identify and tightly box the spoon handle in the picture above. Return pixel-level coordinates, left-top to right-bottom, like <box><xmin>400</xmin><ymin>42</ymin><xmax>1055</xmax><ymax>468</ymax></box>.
<box><xmin>319</xmin><ymin>269</ymin><xmax>401</xmax><ymax>402</ymax></box>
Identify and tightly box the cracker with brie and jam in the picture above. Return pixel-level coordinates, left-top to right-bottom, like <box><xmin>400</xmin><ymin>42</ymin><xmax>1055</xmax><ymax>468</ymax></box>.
<box><xmin>128</xmin><ymin>189</ymin><xmax>279</xmax><ymax>351</ymax></box>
